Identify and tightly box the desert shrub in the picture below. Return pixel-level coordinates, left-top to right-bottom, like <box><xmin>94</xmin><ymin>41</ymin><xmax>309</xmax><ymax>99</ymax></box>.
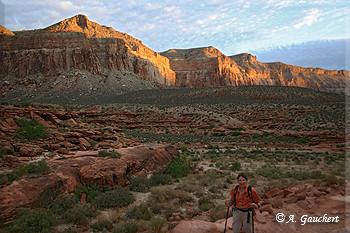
<box><xmin>198</xmin><ymin>195</ymin><xmax>215</xmax><ymax>211</ymax></box>
<box><xmin>90</xmin><ymin>219</ymin><xmax>113</xmax><ymax>232</ymax></box>
<box><xmin>257</xmin><ymin>165</ymin><xmax>283</xmax><ymax>179</ymax></box>
<box><xmin>159</xmin><ymin>187</ymin><xmax>193</xmax><ymax>204</ymax></box>
<box><xmin>50</xmin><ymin>193</ymin><xmax>78</xmax><ymax>215</ymax></box>
<box><xmin>323</xmin><ymin>174</ymin><xmax>341</xmax><ymax>186</ymax></box>
<box><xmin>74</xmin><ymin>184</ymin><xmax>102</xmax><ymax>203</ymax></box>
<box><xmin>93</xmin><ymin>186</ymin><xmax>135</xmax><ymax>209</ymax></box>
<box><xmin>196</xmin><ymin>171</ymin><xmax>218</xmax><ymax>187</ymax></box>
<box><xmin>230</xmin><ymin>161</ymin><xmax>241</xmax><ymax>171</ymax></box>
<box><xmin>180</xmin><ymin>146</ymin><xmax>189</xmax><ymax>152</ymax></box>
<box><xmin>126</xmin><ymin>204</ymin><xmax>152</xmax><ymax>220</ymax></box>
<box><xmin>298</xmin><ymin>136</ymin><xmax>310</xmax><ymax>144</ymax></box>
<box><xmin>209</xmin><ymin>205</ymin><xmax>227</xmax><ymax>222</ymax></box>
<box><xmin>98</xmin><ymin>150</ymin><xmax>121</xmax><ymax>159</ymax></box>
<box><xmin>0</xmin><ymin>148</ymin><xmax>7</xmax><ymax>160</ymax></box>
<box><xmin>1</xmin><ymin>208</ymin><xmax>56</xmax><ymax>233</ymax></box>
<box><xmin>130</xmin><ymin>176</ymin><xmax>150</xmax><ymax>192</ymax></box>
<box><xmin>177</xmin><ymin>177</ymin><xmax>205</xmax><ymax>197</ymax></box>
<box><xmin>21</xmin><ymin>160</ymin><xmax>51</xmax><ymax>175</ymax></box>
<box><xmin>16</xmin><ymin>118</ymin><xmax>49</xmax><ymax>140</ymax></box>
<box><xmin>149</xmin><ymin>174</ymin><xmax>172</xmax><ymax>186</ymax></box>
<box><xmin>149</xmin><ymin>217</ymin><xmax>167</xmax><ymax>233</ymax></box>
<box><xmin>166</xmin><ymin>156</ymin><xmax>191</xmax><ymax>178</ymax></box>
<box><xmin>64</xmin><ymin>203</ymin><xmax>96</xmax><ymax>226</ymax></box>
<box><xmin>112</xmin><ymin>221</ymin><xmax>139</xmax><ymax>233</ymax></box>
<box><xmin>0</xmin><ymin>160</ymin><xmax>51</xmax><ymax>185</ymax></box>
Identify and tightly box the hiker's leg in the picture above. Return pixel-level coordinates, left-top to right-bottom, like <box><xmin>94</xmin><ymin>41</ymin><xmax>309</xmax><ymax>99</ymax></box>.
<box><xmin>232</xmin><ymin>209</ymin><xmax>244</xmax><ymax>233</ymax></box>
<box><xmin>241</xmin><ymin>211</ymin><xmax>253</xmax><ymax>233</ymax></box>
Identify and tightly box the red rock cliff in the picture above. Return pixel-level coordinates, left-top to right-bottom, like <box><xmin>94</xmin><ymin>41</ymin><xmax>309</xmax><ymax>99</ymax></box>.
<box><xmin>161</xmin><ymin>48</ymin><xmax>347</xmax><ymax>93</ymax></box>
<box><xmin>0</xmin><ymin>15</ymin><xmax>175</xmax><ymax>86</ymax></box>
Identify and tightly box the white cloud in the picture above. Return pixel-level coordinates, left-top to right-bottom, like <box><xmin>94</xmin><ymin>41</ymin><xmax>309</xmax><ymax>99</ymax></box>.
<box><xmin>293</xmin><ymin>8</ymin><xmax>323</xmax><ymax>29</ymax></box>
<box><xmin>145</xmin><ymin>3</ymin><xmax>162</xmax><ymax>11</ymax></box>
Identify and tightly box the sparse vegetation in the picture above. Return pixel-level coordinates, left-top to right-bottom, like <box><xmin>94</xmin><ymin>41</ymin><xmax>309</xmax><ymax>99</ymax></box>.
<box><xmin>15</xmin><ymin>118</ymin><xmax>49</xmax><ymax>141</ymax></box>
<box><xmin>0</xmin><ymin>85</ymin><xmax>346</xmax><ymax>232</ymax></box>
<box><xmin>0</xmin><ymin>160</ymin><xmax>51</xmax><ymax>185</ymax></box>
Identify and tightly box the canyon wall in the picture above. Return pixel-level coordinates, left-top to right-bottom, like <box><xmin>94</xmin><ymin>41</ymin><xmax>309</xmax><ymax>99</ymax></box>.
<box><xmin>161</xmin><ymin>47</ymin><xmax>347</xmax><ymax>93</ymax></box>
<box><xmin>0</xmin><ymin>14</ymin><xmax>347</xmax><ymax>96</ymax></box>
<box><xmin>0</xmin><ymin>15</ymin><xmax>175</xmax><ymax>87</ymax></box>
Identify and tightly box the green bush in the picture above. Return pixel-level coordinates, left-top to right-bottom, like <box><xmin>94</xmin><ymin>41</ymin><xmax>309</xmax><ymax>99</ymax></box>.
<box><xmin>74</xmin><ymin>184</ymin><xmax>102</xmax><ymax>203</ymax></box>
<box><xmin>298</xmin><ymin>136</ymin><xmax>310</xmax><ymax>144</ymax></box>
<box><xmin>16</xmin><ymin>118</ymin><xmax>49</xmax><ymax>141</ymax></box>
<box><xmin>93</xmin><ymin>186</ymin><xmax>135</xmax><ymax>209</ymax></box>
<box><xmin>180</xmin><ymin>146</ymin><xmax>189</xmax><ymax>152</ymax></box>
<box><xmin>130</xmin><ymin>176</ymin><xmax>150</xmax><ymax>192</ymax></box>
<box><xmin>209</xmin><ymin>205</ymin><xmax>227</xmax><ymax>221</ymax></box>
<box><xmin>166</xmin><ymin>156</ymin><xmax>191</xmax><ymax>178</ymax></box>
<box><xmin>149</xmin><ymin>217</ymin><xmax>167</xmax><ymax>233</ymax></box>
<box><xmin>90</xmin><ymin>219</ymin><xmax>113</xmax><ymax>232</ymax></box>
<box><xmin>0</xmin><ymin>160</ymin><xmax>51</xmax><ymax>186</ymax></box>
<box><xmin>149</xmin><ymin>174</ymin><xmax>172</xmax><ymax>186</ymax></box>
<box><xmin>126</xmin><ymin>204</ymin><xmax>152</xmax><ymax>220</ymax></box>
<box><xmin>1</xmin><ymin>208</ymin><xmax>56</xmax><ymax>233</ymax></box>
<box><xmin>198</xmin><ymin>195</ymin><xmax>215</xmax><ymax>211</ymax></box>
<box><xmin>50</xmin><ymin>194</ymin><xmax>78</xmax><ymax>215</ymax></box>
<box><xmin>112</xmin><ymin>221</ymin><xmax>139</xmax><ymax>233</ymax></box>
<box><xmin>64</xmin><ymin>203</ymin><xmax>96</xmax><ymax>226</ymax></box>
<box><xmin>231</xmin><ymin>161</ymin><xmax>241</xmax><ymax>171</ymax></box>
<box><xmin>98</xmin><ymin>150</ymin><xmax>121</xmax><ymax>159</ymax></box>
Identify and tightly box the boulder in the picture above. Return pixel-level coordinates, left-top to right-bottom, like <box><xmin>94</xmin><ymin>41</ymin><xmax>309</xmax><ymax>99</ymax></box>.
<box><xmin>79</xmin><ymin>143</ymin><xmax>179</xmax><ymax>188</ymax></box>
<box><xmin>19</xmin><ymin>145</ymin><xmax>44</xmax><ymax>157</ymax></box>
<box><xmin>0</xmin><ymin>156</ymin><xmax>96</xmax><ymax>224</ymax></box>
<box><xmin>264</xmin><ymin>188</ymin><xmax>282</xmax><ymax>198</ymax></box>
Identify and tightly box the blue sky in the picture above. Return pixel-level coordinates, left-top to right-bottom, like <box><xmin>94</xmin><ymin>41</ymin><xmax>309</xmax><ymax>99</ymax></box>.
<box><xmin>1</xmin><ymin>0</ymin><xmax>349</xmax><ymax>70</ymax></box>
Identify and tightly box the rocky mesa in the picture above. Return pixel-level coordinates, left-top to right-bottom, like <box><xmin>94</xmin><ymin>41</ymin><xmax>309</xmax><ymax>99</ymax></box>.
<box><xmin>0</xmin><ymin>14</ymin><xmax>176</xmax><ymax>100</ymax></box>
<box><xmin>161</xmin><ymin>47</ymin><xmax>347</xmax><ymax>93</ymax></box>
<box><xmin>0</xmin><ymin>14</ymin><xmax>348</xmax><ymax>100</ymax></box>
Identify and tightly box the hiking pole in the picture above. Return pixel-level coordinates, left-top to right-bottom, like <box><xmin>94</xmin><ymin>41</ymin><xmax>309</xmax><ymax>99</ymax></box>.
<box><xmin>224</xmin><ymin>206</ymin><xmax>229</xmax><ymax>233</ymax></box>
<box><xmin>252</xmin><ymin>210</ymin><xmax>255</xmax><ymax>233</ymax></box>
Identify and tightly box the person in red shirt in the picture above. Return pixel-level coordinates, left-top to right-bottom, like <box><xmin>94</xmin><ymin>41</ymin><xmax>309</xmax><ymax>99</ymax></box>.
<box><xmin>226</xmin><ymin>173</ymin><xmax>261</xmax><ymax>233</ymax></box>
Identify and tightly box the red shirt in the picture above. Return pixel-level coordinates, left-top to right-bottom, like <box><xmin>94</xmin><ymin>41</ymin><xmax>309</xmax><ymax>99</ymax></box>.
<box><xmin>230</xmin><ymin>185</ymin><xmax>261</xmax><ymax>209</ymax></box>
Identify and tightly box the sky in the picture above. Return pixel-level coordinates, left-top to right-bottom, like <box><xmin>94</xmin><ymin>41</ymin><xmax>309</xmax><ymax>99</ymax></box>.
<box><xmin>1</xmin><ymin>0</ymin><xmax>349</xmax><ymax>70</ymax></box>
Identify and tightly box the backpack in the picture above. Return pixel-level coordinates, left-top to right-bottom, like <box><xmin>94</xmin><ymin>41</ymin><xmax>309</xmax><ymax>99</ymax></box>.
<box><xmin>233</xmin><ymin>185</ymin><xmax>256</xmax><ymax>223</ymax></box>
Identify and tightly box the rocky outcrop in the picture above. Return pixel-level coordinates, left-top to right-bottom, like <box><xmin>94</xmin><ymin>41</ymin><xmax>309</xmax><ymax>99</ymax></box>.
<box><xmin>1</xmin><ymin>15</ymin><xmax>347</xmax><ymax>96</ymax></box>
<box><xmin>161</xmin><ymin>48</ymin><xmax>347</xmax><ymax>93</ymax></box>
<box><xmin>0</xmin><ymin>143</ymin><xmax>178</xmax><ymax>224</ymax></box>
<box><xmin>0</xmin><ymin>14</ymin><xmax>175</xmax><ymax>90</ymax></box>
<box><xmin>79</xmin><ymin>143</ymin><xmax>179</xmax><ymax>188</ymax></box>
<box><xmin>0</xmin><ymin>25</ymin><xmax>14</xmax><ymax>36</ymax></box>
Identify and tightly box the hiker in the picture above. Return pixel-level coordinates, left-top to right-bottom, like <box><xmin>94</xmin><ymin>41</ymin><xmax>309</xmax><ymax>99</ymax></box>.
<box><xmin>225</xmin><ymin>173</ymin><xmax>261</xmax><ymax>233</ymax></box>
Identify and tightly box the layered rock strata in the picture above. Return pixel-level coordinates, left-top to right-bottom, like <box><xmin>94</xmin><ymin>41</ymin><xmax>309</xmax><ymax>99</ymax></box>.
<box><xmin>0</xmin><ymin>14</ymin><xmax>175</xmax><ymax>86</ymax></box>
<box><xmin>0</xmin><ymin>143</ymin><xmax>178</xmax><ymax>224</ymax></box>
<box><xmin>161</xmin><ymin>47</ymin><xmax>347</xmax><ymax>93</ymax></box>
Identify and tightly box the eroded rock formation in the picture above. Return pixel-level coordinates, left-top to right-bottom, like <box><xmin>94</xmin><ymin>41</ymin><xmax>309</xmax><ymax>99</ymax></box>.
<box><xmin>161</xmin><ymin>47</ymin><xmax>347</xmax><ymax>93</ymax></box>
<box><xmin>0</xmin><ymin>15</ymin><xmax>175</xmax><ymax>88</ymax></box>
<box><xmin>0</xmin><ymin>143</ymin><xmax>178</xmax><ymax>223</ymax></box>
<box><xmin>0</xmin><ymin>14</ymin><xmax>347</xmax><ymax>97</ymax></box>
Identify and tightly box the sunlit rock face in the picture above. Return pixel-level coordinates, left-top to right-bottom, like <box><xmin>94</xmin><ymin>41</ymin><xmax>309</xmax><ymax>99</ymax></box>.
<box><xmin>162</xmin><ymin>47</ymin><xmax>347</xmax><ymax>94</ymax></box>
<box><xmin>0</xmin><ymin>14</ymin><xmax>176</xmax><ymax>86</ymax></box>
<box><xmin>0</xmin><ymin>14</ymin><xmax>347</xmax><ymax>95</ymax></box>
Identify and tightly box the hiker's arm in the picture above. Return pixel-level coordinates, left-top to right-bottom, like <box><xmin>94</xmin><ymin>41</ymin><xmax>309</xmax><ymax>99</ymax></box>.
<box><xmin>225</xmin><ymin>196</ymin><xmax>235</xmax><ymax>207</ymax></box>
<box><xmin>248</xmin><ymin>202</ymin><xmax>260</xmax><ymax>209</ymax></box>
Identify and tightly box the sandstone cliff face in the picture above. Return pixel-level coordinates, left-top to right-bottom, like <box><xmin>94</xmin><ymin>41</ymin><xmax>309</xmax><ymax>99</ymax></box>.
<box><xmin>0</xmin><ymin>14</ymin><xmax>347</xmax><ymax>96</ymax></box>
<box><xmin>0</xmin><ymin>15</ymin><xmax>175</xmax><ymax>89</ymax></box>
<box><xmin>162</xmin><ymin>48</ymin><xmax>347</xmax><ymax>93</ymax></box>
